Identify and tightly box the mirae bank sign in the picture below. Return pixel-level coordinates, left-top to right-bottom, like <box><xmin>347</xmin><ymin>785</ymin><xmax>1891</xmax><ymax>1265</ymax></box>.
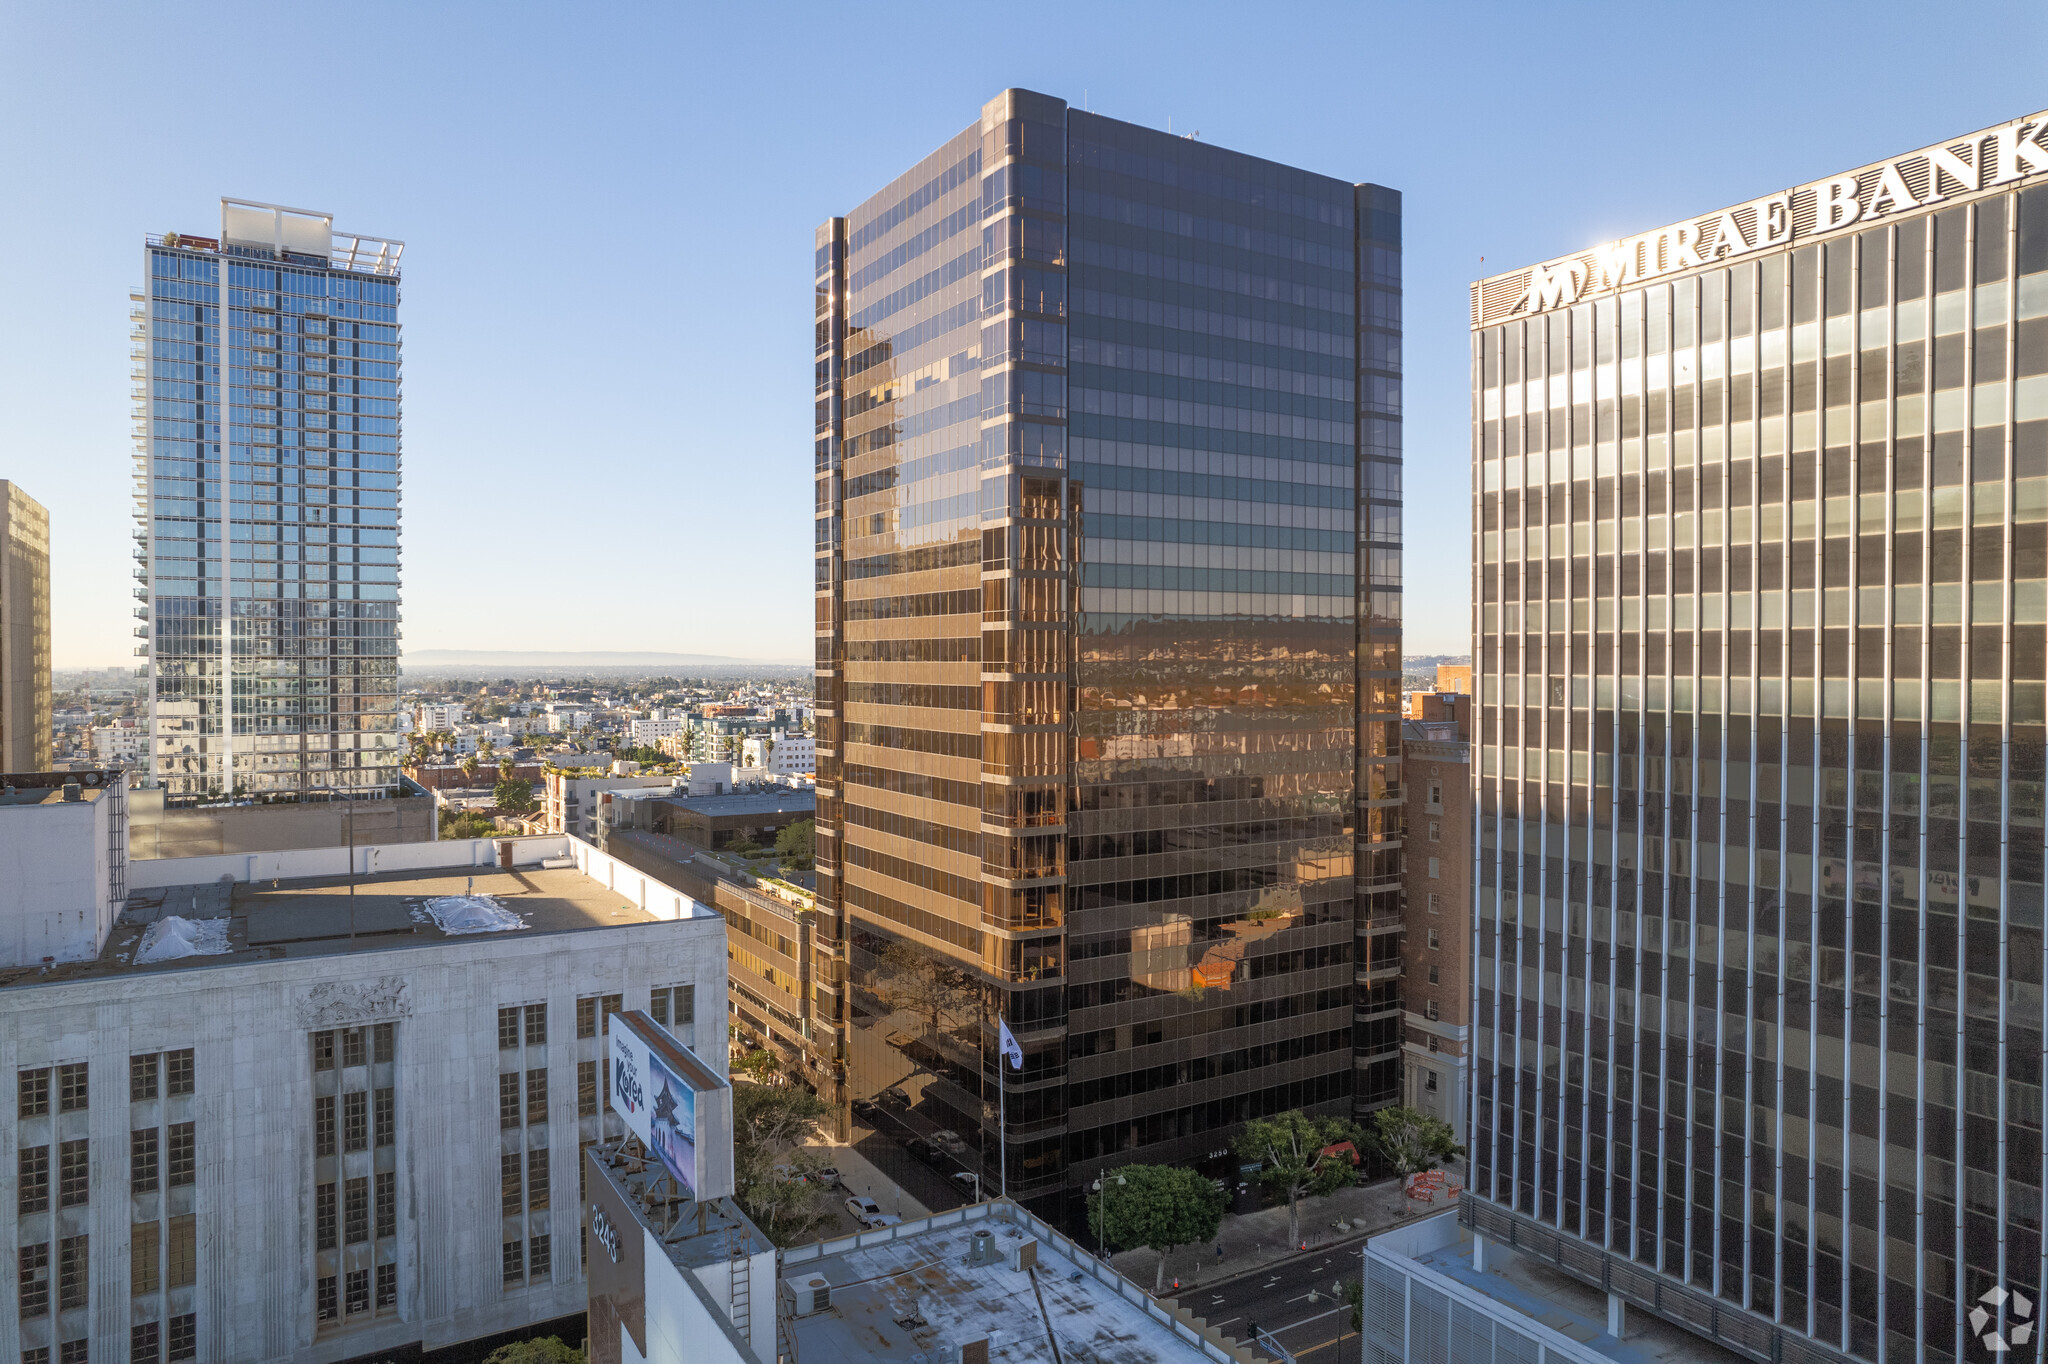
<box><xmin>1475</xmin><ymin>112</ymin><xmax>2048</xmax><ymax>327</ymax></box>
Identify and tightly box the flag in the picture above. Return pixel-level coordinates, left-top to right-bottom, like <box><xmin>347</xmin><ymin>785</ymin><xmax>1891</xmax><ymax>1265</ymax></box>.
<box><xmin>997</xmin><ymin>1016</ymin><xmax>1024</xmax><ymax>1071</ymax></box>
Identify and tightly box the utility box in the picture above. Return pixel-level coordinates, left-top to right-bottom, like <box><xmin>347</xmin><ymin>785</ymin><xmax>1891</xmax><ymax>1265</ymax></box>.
<box><xmin>1007</xmin><ymin>1239</ymin><xmax>1038</xmax><ymax>1272</ymax></box>
<box><xmin>784</xmin><ymin>1275</ymin><xmax>832</xmax><ymax>1317</ymax></box>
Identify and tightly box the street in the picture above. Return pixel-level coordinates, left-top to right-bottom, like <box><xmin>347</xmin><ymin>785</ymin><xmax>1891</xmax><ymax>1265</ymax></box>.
<box><xmin>1167</xmin><ymin>1237</ymin><xmax>1370</xmax><ymax>1364</ymax></box>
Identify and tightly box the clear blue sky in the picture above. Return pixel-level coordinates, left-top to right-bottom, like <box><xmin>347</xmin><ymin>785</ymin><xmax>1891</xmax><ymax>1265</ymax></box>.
<box><xmin>4</xmin><ymin>2</ymin><xmax>2043</xmax><ymax>666</ymax></box>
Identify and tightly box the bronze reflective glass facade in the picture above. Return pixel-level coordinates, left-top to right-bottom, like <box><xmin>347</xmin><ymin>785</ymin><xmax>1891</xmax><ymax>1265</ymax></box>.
<box><xmin>815</xmin><ymin>89</ymin><xmax>1401</xmax><ymax>1221</ymax></box>
<box><xmin>1468</xmin><ymin>128</ymin><xmax>2048</xmax><ymax>1364</ymax></box>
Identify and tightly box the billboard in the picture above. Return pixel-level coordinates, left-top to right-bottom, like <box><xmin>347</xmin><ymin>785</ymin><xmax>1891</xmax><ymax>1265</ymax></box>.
<box><xmin>609</xmin><ymin>1009</ymin><xmax>733</xmax><ymax>1202</ymax></box>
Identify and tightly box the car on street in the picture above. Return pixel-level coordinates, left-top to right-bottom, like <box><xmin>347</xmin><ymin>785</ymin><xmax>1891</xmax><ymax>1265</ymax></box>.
<box><xmin>815</xmin><ymin>1166</ymin><xmax>841</xmax><ymax>1189</ymax></box>
<box><xmin>883</xmin><ymin>1086</ymin><xmax>911</xmax><ymax>1107</ymax></box>
<box><xmin>902</xmin><ymin>1138</ymin><xmax>935</xmax><ymax>1164</ymax></box>
<box><xmin>930</xmin><ymin>1129</ymin><xmax>968</xmax><ymax>1154</ymax></box>
<box><xmin>852</xmin><ymin>1099</ymin><xmax>879</xmax><ymax>1121</ymax></box>
<box><xmin>844</xmin><ymin>1195</ymin><xmax>883</xmax><ymax>1226</ymax></box>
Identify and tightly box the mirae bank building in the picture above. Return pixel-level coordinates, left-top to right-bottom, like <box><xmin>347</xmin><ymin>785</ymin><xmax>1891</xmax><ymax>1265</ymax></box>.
<box><xmin>1451</xmin><ymin>110</ymin><xmax>2048</xmax><ymax>1364</ymax></box>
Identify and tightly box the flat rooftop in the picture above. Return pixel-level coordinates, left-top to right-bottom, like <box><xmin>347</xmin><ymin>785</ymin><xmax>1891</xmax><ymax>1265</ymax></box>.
<box><xmin>1</xmin><ymin>864</ymin><xmax>677</xmax><ymax>990</ymax></box>
<box><xmin>783</xmin><ymin>1206</ymin><xmax>1229</xmax><ymax>1364</ymax></box>
<box><xmin>1402</xmin><ymin>1222</ymin><xmax>1742</xmax><ymax>1364</ymax></box>
<box><xmin>667</xmin><ymin>791</ymin><xmax>815</xmax><ymax>817</ymax></box>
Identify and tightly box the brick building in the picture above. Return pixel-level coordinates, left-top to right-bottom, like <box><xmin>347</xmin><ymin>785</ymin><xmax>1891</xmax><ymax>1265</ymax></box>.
<box><xmin>1400</xmin><ymin>698</ymin><xmax>1471</xmax><ymax>1143</ymax></box>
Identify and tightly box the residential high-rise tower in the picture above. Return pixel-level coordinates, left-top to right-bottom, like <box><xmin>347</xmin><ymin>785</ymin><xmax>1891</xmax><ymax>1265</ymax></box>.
<box><xmin>135</xmin><ymin>200</ymin><xmax>403</xmax><ymax>800</ymax></box>
<box><xmin>814</xmin><ymin>90</ymin><xmax>1402</xmax><ymax>1219</ymax></box>
<box><xmin>1465</xmin><ymin>113</ymin><xmax>2048</xmax><ymax>1364</ymax></box>
<box><xmin>0</xmin><ymin>481</ymin><xmax>51</xmax><ymax>772</ymax></box>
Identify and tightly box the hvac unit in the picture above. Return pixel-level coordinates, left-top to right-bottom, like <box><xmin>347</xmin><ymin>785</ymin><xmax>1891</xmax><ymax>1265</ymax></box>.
<box><xmin>783</xmin><ymin>1275</ymin><xmax>832</xmax><ymax>1317</ymax></box>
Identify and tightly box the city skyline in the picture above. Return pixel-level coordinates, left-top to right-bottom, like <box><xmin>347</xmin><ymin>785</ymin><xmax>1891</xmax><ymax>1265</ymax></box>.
<box><xmin>6</xmin><ymin>5</ymin><xmax>2043</xmax><ymax>667</ymax></box>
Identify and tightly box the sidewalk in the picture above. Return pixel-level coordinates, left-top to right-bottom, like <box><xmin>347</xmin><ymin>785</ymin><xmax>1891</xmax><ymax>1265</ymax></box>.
<box><xmin>1104</xmin><ymin>1176</ymin><xmax>1451</xmax><ymax>1290</ymax></box>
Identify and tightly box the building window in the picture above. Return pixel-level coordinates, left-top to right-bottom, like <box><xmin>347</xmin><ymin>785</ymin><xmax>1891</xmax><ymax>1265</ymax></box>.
<box><xmin>1427</xmin><ymin>1034</ymin><xmax>1441</xmax><ymax>1054</ymax></box>
<box><xmin>1427</xmin><ymin>781</ymin><xmax>1442</xmax><ymax>805</ymax></box>
<box><xmin>58</xmin><ymin>1234</ymin><xmax>88</xmax><ymax>1309</ymax></box>
<box><xmin>131</xmin><ymin>1054</ymin><xmax>160</xmax><ymax>1102</ymax></box>
<box><xmin>314</xmin><ymin>1095</ymin><xmax>336</xmax><ymax>1157</ymax></box>
<box><xmin>58</xmin><ymin>1062</ymin><xmax>88</xmax><ymax>1112</ymax></box>
<box><xmin>527</xmin><ymin>1148</ymin><xmax>550</xmax><ymax>1209</ymax></box>
<box><xmin>316</xmin><ymin>1183</ymin><xmax>337</xmax><ymax>1250</ymax></box>
<box><xmin>20</xmin><ymin>1144</ymin><xmax>49</xmax><ymax>1213</ymax></box>
<box><xmin>167</xmin><ymin>1123</ymin><xmax>194</xmax><ymax>1187</ymax></box>
<box><xmin>343</xmin><ymin>1092</ymin><xmax>368</xmax><ymax>1152</ymax></box>
<box><xmin>346</xmin><ymin>1261</ymin><xmax>370</xmax><ymax>1318</ymax></box>
<box><xmin>375</xmin><ymin>1263</ymin><xmax>396</xmax><ymax>1311</ymax></box>
<box><xmin>1424</xmin><ymin>999</ymin><xmax>1440</xmax><ymax>1022</ymax></box>
<box><xmin>165</xmin><ymin>1050</ymin><xmax>193</xmax><ymax>1098</ymax></box>
<box><xmin>1428</xmin><ymin>819</ymin><xmax>1440</xmax><ymax>841</ymax></box>
<box><xmin>502</xmin><ymin>1238</ymin><xmax>525</xmax><ymax>1286</ymax></box>
<box><xmin>601</xmin><ymin>993</ymin><xmax>622</xmax><ymax>1033</ymax></box>
<box><xmin>20</xmin><ymin>1066</ymin><xmax>51</xmax><ymax>1116</ymax></box>
<box><xmin>530</xmin><ymin>1233</ymin><xmax>552</xmax><ymax>1279</ymax></box>
<box><xmin>345</xmin><ymin>1177</ymin><xmax>369</xmax><ymax>1245</ymax></box>
<box><xmin>342</xmin><ymin>1028</ymin><xmax>366</xmax><ymax>1069</ymax></box>
<box><xmin>132</xmin><ymin>1222</ymin><xmax>160</xmax><ymax>1294</ymax></box>
<box><xmin>130</xmin><ymin>1321</ymin><xmax>161</xmax><ymax>1362</ymax></box>
<box><xmin>498</xmin><ymin>1007</ymin><xmax>521</xmax><ymax>1050</ymax></box>
<box><xmin>167</xmin><ymin>1313</ymin><xmax>196</xmax><ymax>1363</ymax></box>
<box><xmin>19</xmin><ymin>1240</ymin><xmax>49</xmax><ymax>1317</ymax></box>
<box><xmin>167</xmin><ymin>1217</ymin><xmax>195</xmax><ymax>1288</ymax></box>
<box><xmin>374</xmin><ymin>1088</ymin><xmax>394</xmax><ymax>1147</ymax></box>
<box><xmin>524</xmin><ymin>1003</ymin><xmax>547</xmax><ymax>1047</ymax></box>
<box><xmin>21</xmin><ymin>1349</ymin><xmax>47</xmax><ymax>1364</ymax></box>
<box><xmin>525</xmin><ymin>1069</ymin><xmax>547</xmax><ymax>1126</ymax></box>
<box><xmin>1426</xmin><ymin>928</ymin><xmax>1439</xmax><ymax>950</ymax></box>
<box><xmin>498</xmin><ymin>1073</ymin><xmax>520</xmax><ymax>1130</ymax></box>
<box><xmin>317</xmin><ymin>1276</ymin><xmax>338</xmax><ymax>1323</ymax></box>
<box><xmin>372</xmin><ymin>1024</ymin><xmax>393</xmax><ymax>1065</ymax></box>
<box><xmin>59</xmin><ymin>1342</ymin><xmax>89</xmax><ymax>1364</ymax></box>
<box><xmin>58</xmin><ymin>1138</ymin><xmax>90</xmax><ymax>1207</ymax></box>
<box><xmin>576</xmin><ymin>996</ymin><xmax>597</xmax><ymax>1038</ymax></box>
<box><xmin>1426</xmin><ymin>857</ymin><xmax>1440</xmax><ymax>879</ymax></box>
<box><xmin>375</xmin><ymin>1171</ymin><xmax>396</xmax><ymax>1238</ymax></box>
<box><xmin>501</xmin><ymin>1152</ymin><xmax>522</xmax><ymax>1215</ymax></box>
<box><xmin>650</xmin><ymin>984</ymin><xmax>696</xmax><ymax>1033</ymax></box>
<box><xmin>578</xmin><ymin>1061</ymin><xmax>597</xmax><ymax>1117</ymax></box>
<box><xmin>1424</xmin><ymin>1069</ymin><xmax>1439</xmax><ymax>1093</ymax></box>
<box><xmin>1427</xmin><ymin>964</ymin><xmax>1441</xmax><ymax>985</ymax></box>
<box><xmin>1427</xmin><ymin>892</ymin><xmax>1441</xmax><ymax>915</ymax></box>
<box><xmin>313</xmin><ymin>1032</ymin><xmax>336</xmax><ymax>1072</ymax></box>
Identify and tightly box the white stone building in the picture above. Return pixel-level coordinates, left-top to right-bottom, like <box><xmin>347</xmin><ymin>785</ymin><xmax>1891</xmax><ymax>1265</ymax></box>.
<box><xmin>413</xmin><ymin>703</ymin><xmax>467</xmax><ymax>733</ymax></box>
<box><xmin>543</xmin><ymin>771</ymin><xmax>675</xmax><ymax>841</ymax></box>
<box><xmin>0</xmin><ymin>831</ymin><xmax>726</xmax><ymax>1363</ymax></box>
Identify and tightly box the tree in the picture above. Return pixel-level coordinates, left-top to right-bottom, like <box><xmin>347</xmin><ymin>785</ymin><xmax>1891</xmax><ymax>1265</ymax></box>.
<box><xmin>460</xmin><ymin>754</ymin><xmax>480</xmax><ymax>784</ymax></box>
<box><xmin>774</xmin><ymin>819</ymin><xmax>815</xmax><ymax>865</ymax></box>
<box><xmin>731</xmin><ymin>1083</ymin><xmax>833</xmax><ymax>1245</ymax></box>
<box><xmin>1086</xmin><ymin>1164</ymin><xmax>1226</xmax><ymax>1292</ymax></box>
<box><xmin>494</xmin><ymin>779</ymin><xmax>537</xmax><ymax>814</ymax></box>
<box><xmin>734</xmin><ymin>1048</ymin><xmax>781</xmax><ymax>1084</ymax></box>
<box><xmin>483</xmin><ymin>1339</ymin><xmax>583</xmax><ymax>1364</ymax></box>
<box><xmin>499</xmin><ymin>757</ymin><xmax>516</xmax><ymax>783</ymax></box>
<box><xmin>1234</xmin><ymin>1110</ymin><xmax>1363</xmax><ymax>1248</ymax></box>
<box><xmin>1364</xmin><ymin>1106</ymin><xmax>1464</xmax><ymax>1180</ymax></box>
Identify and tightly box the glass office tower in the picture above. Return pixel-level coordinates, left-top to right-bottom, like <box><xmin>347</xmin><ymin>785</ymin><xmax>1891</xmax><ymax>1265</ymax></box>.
<box><xmin>815</xmin><ymin>89</ymin><xmax>1402</xmax><ymax>1219</ymax></box>
<box><xmin>136</xmin><ymin>200</ymin><xmax>403</xmax><ymax>800</ymax></box>
<box><xmin>1466</xmin><ymin>115</ymin><xmax>2048</xmax><ymax>1364</ymax></box>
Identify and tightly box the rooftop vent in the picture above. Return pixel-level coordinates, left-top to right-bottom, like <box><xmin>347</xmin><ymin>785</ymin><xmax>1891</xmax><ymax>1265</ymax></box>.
<box><xmin>968</xmin><ymin>1229</ymin><xmax>999</xmax><ymax>1267</ymax></box>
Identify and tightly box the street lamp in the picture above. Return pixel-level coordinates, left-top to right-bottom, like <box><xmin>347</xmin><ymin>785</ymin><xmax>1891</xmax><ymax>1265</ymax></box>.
<box><xmin>1090</xmin><ymin>1173</ymin><xmax>1125</xmax><ymax>1259</ymax></box>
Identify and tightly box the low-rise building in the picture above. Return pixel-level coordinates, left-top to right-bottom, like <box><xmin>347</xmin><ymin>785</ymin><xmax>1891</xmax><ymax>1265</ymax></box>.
<box><xmin>545</xmin><ymin>770</ymin><xmax>677</xmax><ymax>841</ymax></box>
<box><xmin>739</xmin><ymin>731</ymin><xmax>813</xmax><ymax>777</ymax></box>
<box><xmin>2</xmin><ymin>827</ymin><xmax>726</xmax><ymax>1363</ymax></box>
<box><xmin>648</xmin><ymin>789</ymin><xmax>814</xmax><ymax>853</ymax></box>
<box><xmin>413</xmin><ymin>703</ymin><xmax>466</xmax><ymax>733</ymax></box>
<box><xmin>628</xmin><ymin>718</ymin><xmax>685</xmax><ymax>748</ymax></box>
<box><xmin>1400</xmin><ymin>700</ymin><xmax>1472</xmax><ymax>1144</ymax></box>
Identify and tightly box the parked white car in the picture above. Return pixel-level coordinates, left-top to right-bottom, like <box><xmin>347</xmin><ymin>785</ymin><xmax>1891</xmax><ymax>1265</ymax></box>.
<box><xmin>844</xmin><ymin>1195</ymin><xmax>883</xmax><ymax>1226</ymax></box>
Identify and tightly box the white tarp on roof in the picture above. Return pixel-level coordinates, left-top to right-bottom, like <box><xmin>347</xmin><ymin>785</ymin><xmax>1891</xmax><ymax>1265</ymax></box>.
<box><xmin>416</xmin><ymin>894</ymin><xmax>525</xmax><ymax>935</ymax></box>
<box><xmin>135</xmin><ymin>915</ymin><xmax>232</xmax><ymax>963</ymax></box>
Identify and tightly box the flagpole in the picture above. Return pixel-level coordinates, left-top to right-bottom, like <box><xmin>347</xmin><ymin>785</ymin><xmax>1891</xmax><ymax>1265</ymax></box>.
<box><xmin>998</xmin><ymin>1014</ymin><xmax>1008</xmax><ymax>1200</ymax></box>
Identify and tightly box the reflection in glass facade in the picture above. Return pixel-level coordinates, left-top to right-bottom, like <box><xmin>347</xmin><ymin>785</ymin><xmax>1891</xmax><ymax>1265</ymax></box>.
<box><xmin>816</xmin><ymin>89</ymin><xmax>1401</xmax><ymax>1220</ymax></box>
<box><xmin>136</xmin><ymin>202</ymin><xmax>403</xmax><ymax>800</ymax></box>
<box><xmin>1467</xmin><ymin>125</ymin><xmax>2048</xmax><ymax>1364</ymax></box>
